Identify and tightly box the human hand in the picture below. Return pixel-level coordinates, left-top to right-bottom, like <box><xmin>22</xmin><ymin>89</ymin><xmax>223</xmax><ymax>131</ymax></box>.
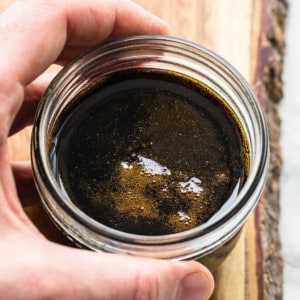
<box><xmin>0</xmin><ymin>0</ymin><xmax>214</xmax><ymax>299</ymax></box>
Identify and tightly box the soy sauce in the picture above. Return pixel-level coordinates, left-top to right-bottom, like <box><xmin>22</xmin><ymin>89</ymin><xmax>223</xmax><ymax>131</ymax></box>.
<box><xmin>50</xmin><ymin>69</ymin><xmax>248</xmax><ymax>235</ymax></box>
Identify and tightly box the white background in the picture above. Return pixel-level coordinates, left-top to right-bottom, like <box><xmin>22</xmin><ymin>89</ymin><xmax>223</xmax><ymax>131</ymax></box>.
<box><xmin>280</xmin><ymin>0</ymin><xmax>300</xmax><ymax>298</ymax></box>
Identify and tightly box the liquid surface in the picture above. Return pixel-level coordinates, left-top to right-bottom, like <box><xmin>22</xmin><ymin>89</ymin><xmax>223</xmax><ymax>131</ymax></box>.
<box><xmin>50</xmin><ymin>70</ymin><xmax>246</xmax><ymax>235</ymax></box>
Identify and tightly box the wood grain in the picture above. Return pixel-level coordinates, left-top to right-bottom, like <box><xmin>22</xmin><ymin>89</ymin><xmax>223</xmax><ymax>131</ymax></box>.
<box><xmin>3</xmin><ymin>0</ymin><xmax>286</xmax><ymax>298</ymax></box>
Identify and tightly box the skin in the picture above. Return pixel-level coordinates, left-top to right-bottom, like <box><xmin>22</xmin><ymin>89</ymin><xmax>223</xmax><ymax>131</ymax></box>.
<box><xmin>0</xmin><ymin>0</ymin><xmax>214</xmax><ymax>299</ymax></box>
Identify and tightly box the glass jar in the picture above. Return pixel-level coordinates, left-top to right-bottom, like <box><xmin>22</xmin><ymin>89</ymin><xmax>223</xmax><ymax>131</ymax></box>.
<box><xmin>31</xmin><ymin>35</ymin><xmax>269</xmax><ymax>271</ymax></box>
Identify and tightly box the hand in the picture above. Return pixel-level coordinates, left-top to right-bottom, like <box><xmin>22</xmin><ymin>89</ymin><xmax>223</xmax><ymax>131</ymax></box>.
<box><xmin>0</xmin><ymin>0</ymin><xmax>214</xmax><ymax>299</ymax></box>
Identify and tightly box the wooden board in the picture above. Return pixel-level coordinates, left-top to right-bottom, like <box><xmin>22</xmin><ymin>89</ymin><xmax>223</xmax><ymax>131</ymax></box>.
<box><xmin>3</xmin><ymin>0</ymin><xmax>287</xmax><ymax>298</ymax></box>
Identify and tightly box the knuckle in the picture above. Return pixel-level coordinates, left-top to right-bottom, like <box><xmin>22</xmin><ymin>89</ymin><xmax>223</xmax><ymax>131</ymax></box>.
<box><xmin>0</xmin><ymin>79</ymin><xmax>23</xmax><ymax>131</ymax></box>
<box><xmin>133</xmin><ymin>270</ymin><xmax>160</xmax><ymax>300</ymax></box>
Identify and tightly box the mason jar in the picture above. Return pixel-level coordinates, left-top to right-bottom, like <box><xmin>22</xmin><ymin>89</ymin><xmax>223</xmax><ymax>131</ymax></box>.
<box><xmin>31</xmin><ymin>35</ymin><xmax>269</xmax><ymax>271</ymax></box>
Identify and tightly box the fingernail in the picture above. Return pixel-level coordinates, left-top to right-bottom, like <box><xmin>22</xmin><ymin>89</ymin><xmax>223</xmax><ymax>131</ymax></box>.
<box><xmin>179</xmin><ymin>272</ymin><xmax>211</xmax><ymax>300</ymax></box>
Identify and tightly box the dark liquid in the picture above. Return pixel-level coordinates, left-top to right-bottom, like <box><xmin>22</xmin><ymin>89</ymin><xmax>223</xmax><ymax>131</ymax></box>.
<box><xmin>50</xmin><ymin>69</ymin><xmax>247</xmax><ymax>235</ymax></box>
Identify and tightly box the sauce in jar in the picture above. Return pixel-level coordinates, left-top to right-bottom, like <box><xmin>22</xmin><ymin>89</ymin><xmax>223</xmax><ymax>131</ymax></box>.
<box><xmin>50</xmin><ymin>69</ymin><xmax>248</xmax><ymax>235</ymax></box>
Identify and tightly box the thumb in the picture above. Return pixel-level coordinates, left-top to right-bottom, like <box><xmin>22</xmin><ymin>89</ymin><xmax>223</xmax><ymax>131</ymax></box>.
<box><xmin>40</xmin><ymin>243</ymin><xmax>214</xmax><ymax>300</ymax></box>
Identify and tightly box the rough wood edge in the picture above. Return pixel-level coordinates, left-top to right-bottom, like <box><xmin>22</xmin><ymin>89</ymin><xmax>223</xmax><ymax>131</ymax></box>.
<box><xmin>252</xmin><ymin>0</ymin><xmax>288</xmax><ymax>299</ymax></box>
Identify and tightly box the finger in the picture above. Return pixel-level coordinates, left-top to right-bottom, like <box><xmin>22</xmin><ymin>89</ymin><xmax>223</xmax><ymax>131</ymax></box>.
<box><xmin>0</xmin><ymin>0</ymin><xmax>169</xmax><ymax>88</ymax></box>
<box><xmin>11</xmin><ymin>161</ymin><xmax>40</xmax><ymax>207</ymax></box>
<box><xmin>3</xmin><ymin>239</ymin><xmax>214</xmax><ymax>300</ymax></box>
<box><xmin>9</xmin><ymin>73</ymin><xmax>57</xmax><ymax>136</ymax></box>
<box><xmin>54</xmin><ymin>251</ymin><xmax>214</xmax><ymax>300</ymax></box>
<box><xmin>56</xmin><ymin>0</ymin><xmax>171</xmax><ymax>63</ymax></box>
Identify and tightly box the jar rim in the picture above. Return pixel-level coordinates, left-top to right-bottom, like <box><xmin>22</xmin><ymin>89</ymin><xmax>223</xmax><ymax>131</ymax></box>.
<box><xmin>32</xmin><ymin>35</ymin><xmax>269</xmax><ymax>251</ymax></box>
